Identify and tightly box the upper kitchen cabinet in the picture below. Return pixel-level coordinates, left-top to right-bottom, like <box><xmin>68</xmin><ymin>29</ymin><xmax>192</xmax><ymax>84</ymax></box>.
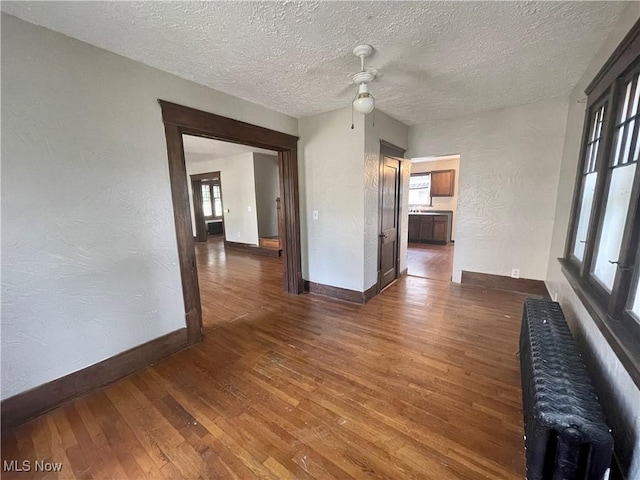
<box><xmin>430</xmin><ymin>170</ymin><xmax>455</xmax><ymax>197</ymax></box>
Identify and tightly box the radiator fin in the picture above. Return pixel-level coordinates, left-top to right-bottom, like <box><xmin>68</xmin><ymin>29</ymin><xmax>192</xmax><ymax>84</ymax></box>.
<box><xmin>519</xmin><ymin>298</ymin><xmax>613</xmax><ymax>480</ymax></box>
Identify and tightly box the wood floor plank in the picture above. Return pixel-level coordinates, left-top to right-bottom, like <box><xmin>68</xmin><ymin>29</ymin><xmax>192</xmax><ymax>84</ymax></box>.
<box><xmin>1</xmin><ymin>236</ymin><xmax>527</xmax><ymax>479</ymax></box>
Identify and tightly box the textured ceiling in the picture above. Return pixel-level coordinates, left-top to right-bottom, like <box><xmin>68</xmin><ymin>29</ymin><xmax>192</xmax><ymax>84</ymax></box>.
<box><xmin>183</xmin><ymin>135</ymin><xmax>276</xmax><ymax>162</ymax></box>
<box><xmin>2</xmin><ymin>1</ymin><xmax>630</xmax><ymax>125</ymax></box>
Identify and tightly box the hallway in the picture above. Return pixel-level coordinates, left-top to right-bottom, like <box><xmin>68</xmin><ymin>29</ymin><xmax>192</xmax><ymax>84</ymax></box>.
<box><xmin>2</xmin><ymin>242</ymin><xmax>527</xmax><ymax>479</ymax></box>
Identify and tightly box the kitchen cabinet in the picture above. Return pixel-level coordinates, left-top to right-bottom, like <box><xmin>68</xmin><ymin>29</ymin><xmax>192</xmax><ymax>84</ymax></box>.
<box><xmin>430</xmin><ymin>170</ymin><xmax>455</xmax><ymax>197</ymax></box>
<box><xmin>408</xmin><ymin>214</ymin><xmax>450</xmax><ymax>244</ymax></box>
<box><xmin>408</xmin><ymin>216</ymin><xmax>421</xmax><ymax>242</ymax></box>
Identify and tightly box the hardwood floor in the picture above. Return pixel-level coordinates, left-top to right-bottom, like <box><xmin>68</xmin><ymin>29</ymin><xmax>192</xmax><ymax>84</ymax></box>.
<box><xmin>1</xmin><ymin>237</ymin><xmax>526</xmax><ymax>479</ymax></box>
<box><xmin>407</xmin><ymin>243</ymin><xmax>454</xmax><ymax>281</ymax></box>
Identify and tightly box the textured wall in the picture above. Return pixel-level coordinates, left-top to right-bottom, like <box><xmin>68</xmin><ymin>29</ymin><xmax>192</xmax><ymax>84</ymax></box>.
<box><xmin>399</xmin><ymin>160</ymin><xmax>412</xmax><ymax>276</ymax></box>
<box><xmin>411</xmin><ymin>157</ymin><xmax>460</xmax><ymax>240</ymax></box>
<box><xmin>298</xmin><ymin>108</ymin><xmax>365</xmax><ymax>291</ymax></box>
<box><xmin>253</xmin><ymin>154</ymin><xmax>280</xmax><ymax>239</ymax></box>
<box><xmin>408</xmin><ymin>97</ymin><xmax>569</xmax><ymax>282</ymax></box>
<box><xmin>363</xmin><ymin>111</ymin><xmax>409</xmax><ymax>290</ymax></box>
<box><xmin>0</xmin><ymin>14</ymin><xmax>297</xmax><ymax>399</ymax></box>
<box><xmin>185</xmin><ymin>152</ymin><xmax>260</xmax><ymax>245</ymax></box>
<box><xmin>544</xmin><ymin>3</ymin><xmax>640</xmax><ymax>477</ymax></box>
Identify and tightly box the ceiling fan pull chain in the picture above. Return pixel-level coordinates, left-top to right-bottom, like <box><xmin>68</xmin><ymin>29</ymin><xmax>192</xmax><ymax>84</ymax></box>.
<box><xmin>351</xmin><ymin>102</ymin><xmax>354</xmax><ymax>129</ymax></box>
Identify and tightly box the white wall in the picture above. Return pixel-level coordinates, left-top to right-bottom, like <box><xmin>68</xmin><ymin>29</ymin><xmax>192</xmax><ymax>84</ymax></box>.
<box><xmin>299</xmin><ymin>107</ymin><xmax>409</xmax><ymax>292</ymax></box>
<box><xmin>253</xmin><ymin>153</ymin><xmax>280</xmax><ymax>238</ymax></box>
<box><xmin>408</xmin><ymin>97</ymin><xmax>569</xmax><ymax>282</ymax></box>
<box><xmin>545</xmin><ymin>4</ymin><xmax>640</xmax><ymax>477</ymax></box>
<box><xmin>364</xmin><ymin>111</ymin><xmax>409</xmax><ymax>290</ymax></box>
<box><xmin>299</xmin><ymin>107</ymin><xmax>365</xmax><ymax>291</ymax></box>
<box><xmin>185</xmin><ymin>152</ymin><xmax>260</xmax><ymax>245</ymax></box>
<box><xmin>410</xmin><ymin>157</ymin><xmax>460</xmax><ymax>240</ymax></box>
<box><xmin>0</xmin><ymin>14</ymin><xmax>297</xmax><ymax>400</ymax></box>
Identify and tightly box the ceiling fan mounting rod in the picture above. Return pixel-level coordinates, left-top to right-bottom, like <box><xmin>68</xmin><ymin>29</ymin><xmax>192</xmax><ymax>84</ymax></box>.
<box><xmin>352</xmin><ymin>44</ymin><xmax>375</xmax><ymax>86</ymax></box>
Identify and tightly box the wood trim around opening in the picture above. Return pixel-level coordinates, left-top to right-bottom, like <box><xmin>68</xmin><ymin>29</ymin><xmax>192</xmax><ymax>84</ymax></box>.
<box><xmin>1</xmin><ymin>328</ymin><xmax>188</xmax><ymax>431</ymax></box>
<box><xmin>159</xmin><ymin>100</ymin><xmax>303</xmax><ymax>346</ymax></box>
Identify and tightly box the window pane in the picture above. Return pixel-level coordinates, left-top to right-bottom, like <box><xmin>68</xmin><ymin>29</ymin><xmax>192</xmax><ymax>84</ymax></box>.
<box><xmin>201</xmin><ymin>184</ymin><xmax>212</xmax><ymax>217</ymax></box>
<box><xmin>632</xmin><ymin>276</ymin><xmax>640</xmax><ymax>319</ymax></box>
<box><xmin>214</xmin><ymin>199</ymin><xmax>222</xmax><ymax>217</ymax></box>
<box><xmin>573</xmin><ymin>172</ymin><xmax>598</xmax><ymax>261</ymax></box>
<box><xmin>408</xmin><ymin>188</ymin><xmax>431</xmax><ymax>205</ymax></box>
<box><xmin>410</xmin><ymin>175</ymin><xmax>430</xmax><ymax>189</ymax></box>
<box><xmin>592</xmin><ymin>163</ymin><xmax>636</xmax><ymax>291</ymax></box>
<box><xmin>213</xmin><ymin>184</ymin><xmax>221</xmax><ymax>198</ymax></box>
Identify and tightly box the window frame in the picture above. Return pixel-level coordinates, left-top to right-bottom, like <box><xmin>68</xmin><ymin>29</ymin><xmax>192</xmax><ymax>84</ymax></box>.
<box><xmin>201</xmin><ymin>179</ymin><xmax>223</xmax><ymax>220</ymax></box>
<box><xmin>561</xmin><ymin>19</ymin><xmax>640</xmax><ymax>387</ymax></box>
<box><xmin>408</xmin><ymin>172</ymin><xmax>432</xmax><ymax>206</ymax></box>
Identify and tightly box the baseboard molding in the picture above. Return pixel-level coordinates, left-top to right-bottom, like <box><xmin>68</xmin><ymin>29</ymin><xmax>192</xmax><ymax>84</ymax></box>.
<box><xmin>224</xmin><ymin>240</ymin><xmax>281</xmax><ymax>257</ymax></box>
<box><xmin>399</xmin><ymin>267</ymin><xmax>408</xmax><ymax>277</ymax></box>
<box><xmin>1</xmin><ymin>328</ymin><xmax>189</xmax><ymax>432</ymax></box>
<box><xmin>363</xmin><ymin>283</ymin><xmax>378</xmax><ymax>303</ymax></box>
<box><xmin>304</xmin><ymin>281</ymin><xmax>378</xmax><ymax>304</ymax></box>
<box><xmin>461</xmin><ymin>271</ymin><xmax>550</xmax><ymax>298</ymax></box>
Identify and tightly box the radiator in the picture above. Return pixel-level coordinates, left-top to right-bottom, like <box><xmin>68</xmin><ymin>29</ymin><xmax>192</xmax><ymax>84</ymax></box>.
<box><xmin>519</xmin><ymin>298</ymin><xmax>613</xmax><ymax>480</ymax></box>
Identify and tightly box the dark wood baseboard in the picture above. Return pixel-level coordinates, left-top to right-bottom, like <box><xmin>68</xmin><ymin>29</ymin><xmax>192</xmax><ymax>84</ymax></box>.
<box><xmin>461</xmin><ymin>271</ymin><xmax>550</xmax><ymax>299</ymax></box>
<box><xmin>224</xmin><ymin>240</ymin><xmax>281</xmax><ymax>257</ymax></box>
<box><xmin>304</xmin><ymin>281</ymin><xmax>378</xmax><ymax>304</ymax></box>
<box><xmin>363</xmin><ymin>283</ymin><xmax>378</xmax><ymax>303</ymax></box>
<box><xmin>1</xmin><ymin>328</ymin><xmax>189</xmax><ymax>432</ymax></box>
<box><xmin>399</xmin><ymin>267</ymin><xmax>408</xmax><ymax>277</ymax></box>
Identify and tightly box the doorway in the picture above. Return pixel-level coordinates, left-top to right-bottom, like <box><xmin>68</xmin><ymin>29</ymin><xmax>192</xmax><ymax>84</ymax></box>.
<box><xmin>406</xmin><ymin>154</ymin><xmax>460</xmax><ymax>282</ymax></box>
<box><xmin>191</xmin><ymin>171</ymin><xmax>225</xmax><ymax>243</ymax></box>
<box><xmin>159</xmin><ymin>100</ymin><xmax>302</xmax><ymax>345</ymax></box>
<box><xmin>378</xmin><ymin>141</ymin><xmax>405</xmax><ymax>291</ymax></box>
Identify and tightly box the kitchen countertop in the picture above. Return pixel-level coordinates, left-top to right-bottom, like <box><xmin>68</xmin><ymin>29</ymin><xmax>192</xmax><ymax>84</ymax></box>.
<box><xmin>408</xmin><ymin>210</ymin><xmax>453</xmax><ymax>216</ymax></box>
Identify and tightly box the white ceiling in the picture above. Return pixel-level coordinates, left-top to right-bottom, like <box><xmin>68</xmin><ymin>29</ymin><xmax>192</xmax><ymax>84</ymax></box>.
<box><xmin>182</xmin><ymin>135</ymin><xmax>276</xmax><ymax>163</ymax></box>
<box><xmin>2</xmin><ymin>1</ymin><xmax>630</xmax><ymax>125</ymax></box>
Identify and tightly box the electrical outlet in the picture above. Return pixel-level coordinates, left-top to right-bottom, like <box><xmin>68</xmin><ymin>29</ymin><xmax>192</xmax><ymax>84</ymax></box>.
<box><xmin>247</xmin><ymin>206</ymin><xmax>252</xmax><ymax>212</ymax></box>
<box><xmin>237</xmin><ymin>232</ymin><xmax>241</xmax><ymax>237</ymax></box>
<box><xmin>511</xmin><ymin>268</ymin><xmax>520</xmax><ymax>279</ymax></box>
<box><xmin>312</xmin><ymin>210</ymin><xmax>319</xmax><ymax>220</ymax></box>
<box><xmin>552</xmin><ymin>291</ymin><xmax>558</xmax><ymax>302</ymax></box>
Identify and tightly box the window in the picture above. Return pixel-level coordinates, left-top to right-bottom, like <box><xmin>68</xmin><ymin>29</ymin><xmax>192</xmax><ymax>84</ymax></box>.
<box><xmin>409</xmin><ymin>173</ymin><xmax>431</xmax><ymax>205</ymax></box>
<box><xmin>201</xmin><ymin>180</ymin><xmax>223</xmax><ymax>219</ymax></box>
<box><xmin>563</xmin><ymin>21</ymin><xmax>640</xmax><ymax>384</ymax></box>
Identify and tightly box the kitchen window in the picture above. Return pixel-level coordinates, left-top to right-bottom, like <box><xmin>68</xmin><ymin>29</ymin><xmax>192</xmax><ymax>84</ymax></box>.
<box><xmin>562</xmin><ymin>20</ymin><xmax>640</xmax><ymax>385</ymax></box>
<box><xmin>409</xmin><ymin>173</ymin><xmax>431</xmax><ymax>205</ymax></box>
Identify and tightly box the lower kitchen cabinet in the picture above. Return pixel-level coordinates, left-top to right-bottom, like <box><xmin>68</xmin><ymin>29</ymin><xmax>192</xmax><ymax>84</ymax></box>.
<box><xmin>408</xmin><ymin>215</ymin><xmax>449</xmax><ymax>244</ymax></box>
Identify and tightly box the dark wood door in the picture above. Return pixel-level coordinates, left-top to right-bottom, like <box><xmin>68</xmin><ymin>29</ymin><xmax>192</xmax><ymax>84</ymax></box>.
<box><xmin>379</xmin><ymin>156</ymin><xmax>401</xmax><ymax>290</ymax></box>
<box><xmin>191</xmin><ymin>179</ymin><xmax>208</xmax><ymax>243</ymax></box>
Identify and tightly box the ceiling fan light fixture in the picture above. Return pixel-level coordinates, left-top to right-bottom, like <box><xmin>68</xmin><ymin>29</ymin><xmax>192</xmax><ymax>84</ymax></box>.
<box><xmin>353</xmin><ymin>83</ymin><xmax>375</xmax><ymax>114</ymax></box>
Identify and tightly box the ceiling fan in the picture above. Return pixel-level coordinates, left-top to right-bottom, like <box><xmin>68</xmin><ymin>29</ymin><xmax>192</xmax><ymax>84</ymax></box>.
<box><xmin>351</xmin><ymin>44</ymin><xmax>376</xmax><ymax>115</ymax></box>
